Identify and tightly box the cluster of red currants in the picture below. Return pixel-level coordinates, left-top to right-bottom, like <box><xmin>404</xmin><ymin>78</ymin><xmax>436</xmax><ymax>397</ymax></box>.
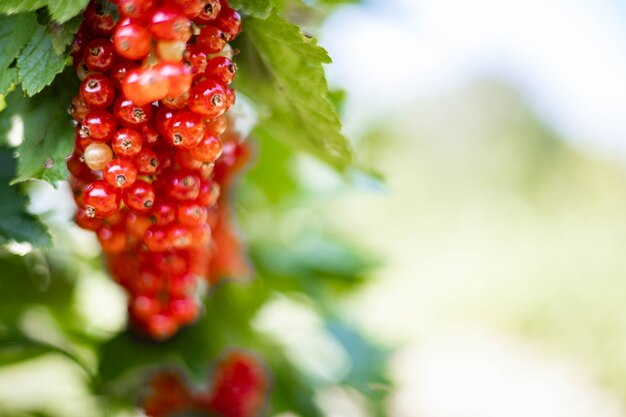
<box><xmin>141</xmin><ymin>351</ymin><xmax>269</xmax><ymax>417</ymax></box>
<box><xmin>66</xmin><ymin>0</ymin><xmax>244</xmax><ymax>339</ymax></box>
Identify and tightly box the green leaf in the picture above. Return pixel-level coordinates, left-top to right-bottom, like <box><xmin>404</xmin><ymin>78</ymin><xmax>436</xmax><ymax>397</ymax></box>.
<box><xmin>0</xmin><ymin>67</ymin><xmax>18</xmax><ymax>96</ymax></box>
<box><xmin>0</xmin><ymin>149</ymin><xmax>51</xmax><ymax>247</ymax></box>
<box><xmin>17</xmin><ymin>26</ymin><xmax>67</xmax><ymax>96</ymax></box>
<box><xmin>229</xmin><ymin>0</ymin><xmax>274</xmax><ymax>18</ymax></box>
<box><xmin>47</xmin><ymin>16</ymin><xmax>82</xmax><ymax>55</ymax></box>
<box><xmin>237</xmin><ymin>13</ymin><xmax>355</xmax><ymax>171</ymax></box>
<box><xmin>0</xmin><ymin>14</ymin><xmax>38</xmax><ymax>71</ymax></box>
<box><xmin>0</xmin><ymin>70</ymin><xmax>77</xmax><ymax>184</ymax></box>
<box><xmin>0</xmin><ymin>0</ymin><xmax>88</xmax><ymax>23</ymax></box>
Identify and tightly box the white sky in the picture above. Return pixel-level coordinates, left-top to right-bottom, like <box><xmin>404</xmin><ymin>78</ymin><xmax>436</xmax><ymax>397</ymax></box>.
<box><xmin>322</xmin><ymin>0</ymin><xmax>626</xmax><ymax>157</ymax></box>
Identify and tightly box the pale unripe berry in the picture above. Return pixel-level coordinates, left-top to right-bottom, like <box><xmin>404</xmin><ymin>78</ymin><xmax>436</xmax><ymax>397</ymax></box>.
<box><xmin>84</xmin><ymin>142</ymin><xmax>113</xmax><ymax>170</ymax></box>
<box><xmin>157</xmin><ymin>40</ymin><xmax>187</xmax><ymax>62</ymax></box>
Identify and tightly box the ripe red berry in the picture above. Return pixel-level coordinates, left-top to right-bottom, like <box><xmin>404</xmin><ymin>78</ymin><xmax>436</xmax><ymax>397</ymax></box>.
<box><xmin>124</xmin><ymin>179</ymin><xmax>155</xmax><ymax>212</ymax></box>
<box><xmin>190</xmin><ymin>133</ymin><xmax>222</xmax><ymax>163</ymax></box>
<box><xmin>80</xmin><ymin>110</ymin><xmax>117</xmax><ymax>141</ymax></box>
<box><xmin>84</xmin><ymin>180</ymin><xmax>121</xmax><ymax>218</ymax></box>
<box><xmin>205</xmin><ymin>56</ymin><xmax>237</xmax><ymax>85</ymax></box>
<box><xmin>194</xmin><ymin>0</ymin><xmax>221</xmax><ymax>24</ymax></box>
<box><xmin>112</xmin><ymin>128</ymin><xmax>144</xmax><ymax>157</ymax></box>
<box><xmin>123</xmin><ymin>67</ymin><xmax>170</xmax><ymax>106</ymax></box>
<box><xmin>133</xmin><ymin>147</ymin><xmax>159</xmax><ymax>174</ymax></box>
<box><xmin>196</xmin><ymin>25</ymin><xmax>227</xmax><ymax>54</ymax></box>
<box><xmin>166</xmin><ymin>224</ymin><xmax>193</xmax><ymax>249</ymax></box>
<box><xmin>177</xmin><ymin>201</ymin><xmax>208</xmax><ymax>226</ymax></box>
<box><xmin>113</xmin><ymin>22</ymin><xmax>152</xmax><ymax>60</ymax></box>
<box><xmin>149</xmin><ymin>199</ymin><xmax>176</xmax><ymax>225</ymax></box>
<box><xmin>75</xmin><ymin>209</ymin><xmax>104</xmax><ymax>231</ymax></box>
<box><xmin>150</xmin><ymin>7</ymin><xmax>192</xmax><ymax>41</ymax></box>
<box><xmin>114</xmin><ymin>96</ymin><xmax>153</xmax><ymax>127</ymax></box>
<box><xmin>163</xmin><ymin>171</ymin><xmax>201</xmax><ymax>200</ymax></box>
<box><xmin>215</xmin><ymin>7</ymin><xmax>242</xmax><ymax>41</ymax></box>
<box><xmin>118</xmin><ymin>0</ymin><xmax>155</xmax><ymax>18</ymax></box>
<box><xmin>83</xmin><ymin>38</ymin><xmax>116</xmax><ymax>72</ymax></box>
<box><xmin>98</xmin><ymin>224</ymin><xmax>128</xmax><ymax>254</ymax></box>
<box><xmin>188</xmin><ymin>79</ymin><xmax>228</xmax><ymax>119</ymax></box>
<box><xmin>80</xmin><ymin>74</ymin><xmax>115</xmax><ymax>109</ymax></box>
<box><xmin>158</xmin><ymin>62</ymin><xmax>192</xmax><ymax>98</ymax></box>
<box><xmin>104</xmin><ymin>158</ymin><xmax>138</xmax><ymax>189</ymax></box>
<box><xmin>166</xmin><ymin>111</ymin><xmax>205</xmax><ymax>148</ymax></box>
<box><xmin>144</xmin><ymin>225</ymin><xmax>171</xmax><ymax>252</ymax></box>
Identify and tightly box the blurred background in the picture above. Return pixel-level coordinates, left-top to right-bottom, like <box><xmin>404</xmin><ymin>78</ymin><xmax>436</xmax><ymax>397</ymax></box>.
<box><xmin>319</xmin><ymin>0</ymin><xmax>626</xmax><ymax>415</ymax></box>
<box><xmin>4</xmin><ymin>0</ymin><xmax>626</xmax><ymax>416</ymax></box>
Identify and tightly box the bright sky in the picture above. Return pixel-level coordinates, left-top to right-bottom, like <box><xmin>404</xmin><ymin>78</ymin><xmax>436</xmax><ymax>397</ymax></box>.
<box><xmin>322</xmin><ymin>0</ymin><xmax>626</xmax><ymax>157</ymax></box>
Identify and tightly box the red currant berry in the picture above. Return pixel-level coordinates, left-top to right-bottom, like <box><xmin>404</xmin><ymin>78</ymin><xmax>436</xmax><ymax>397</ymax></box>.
<box><xmin>197</xmin><ymin>180</ymin><xmax>220</xmax><ymax>207</ymax></box>
<box><xmin>188</xmin><ymin>79</ymin><xmax>227</xmax><ymax>119</ymax></box>
<box><xmin>205</xmin><ymin>56</ymin><xmax>237</xmax><ymax>85</ymax></box>
<box><xmin>170</xmin><ymin>0</ymin><xmax>205</xmax><ymax>18</ymax></box>
<box><xmin>79</xmin><ymin>110</ymin><xmax>117</xmax><ymax>141</ymax></box>
<box><xmin>97</xmin><ymin>224</ymin><xmax>128</xmax><ymax>254</ymax></box>
<box><xmin>144</xmin><ymin>225</ymin><xmax>171</xmax><ymax>252</ymax></box>
<box><xmin>164</xmin><ymin>171</ymin><xmax>200</xmax><ymax>200</ymax></box>
<box><xmin>83</xmin><ymin>38</ymin><xmax>116</xmax><ymax>72</ymax></box>
<box><xmin>114</xmin><ymin>96</ymin><xmax>153</xmax><ymax>127</ymax></box>
<box><xmin>124</xmin><ymin>180</ymin><xmax>155</xmax><ymax>212</ymax></box>
<box><xmin>190</xmin><ymin>133</ymin><xmax>222</xmax><ymax>163</ymax></box>
<box><xmin>113</xmin><ymin>22</ymin><xmax>152</xmax><ymax>60</ymax></box>
<box><xmin>168</xmin><ymin>273</ymin><xmax>197</xmax><ymax>297</ymax></box>
<box><xmin>215</xmin><ymin>7</ymin><xmax>242</xmax><ymax>41</ymax></box>
<box><xmin>126</xmin><ymin>212</ymin><xmax>153</xmax><ymax>238</ymax></box>
<box><xmin>145</xmin><ymin>314</ymin><xmax>178</xmax><ymax>340</ymax></box>
<box><xmin>130</xmin><ymin>295</ymin><xmax>161</xmax><ymax>321</ymax></box>
<box><xmin>84</xmin><ymin>3</ymin><xmax>116</xmax><ymax>36</ymax></box>
<box><xmin>112</xmin><ymin>128</ymin><xmax>144</xmax><ymax>157</ymax></box>
<box><xmin>177</xmin><ymin>201</ymin><xmax>208</xmax><ymax>227</ymax></box>
<box><xmin>75</xmin><ymin>209</ymin><xmax>104</xmax><ymax>231</ymax></box>
<box><xmin>133</xmin><ymin>147</ymin><xmax>159</xmax><ymax>175</ymax></box>
<box><xmin>118</xmin><ymin>0</ymin><xmax>155</xmax><ymax>18</ymax></box>
<box><xmin>158</xmin><ymin>62</ymin><xmax>192</xmax><ymax>98</ymax></box>
<box><xmin>166</xmin><ymin>111</ymin><xmax>205</xmax><ymax>148</ymax></box>
<box><xmin>166</xmin><ymin>297</ymin><xmax>199</xmax><ymax>324</ymax></box>
<box><xmin>84</xmin><ymin>180</ymin><xmax>121</xmax><ymax>218</ymax></box>
<box><xmin>150</xmin><ymin>7</ymin><xmax>192</xmax><ymax>41</ymax></box>
<box><xmin>80</xmin><ymin>74</ymin><xmax>115</xmax><ymax>109</ymax></box>
<box><xmin>196</xmin><ymin>25</ymin><xmax>227</xmax><ymax>54</ymax></box>
<box><xmin>104</xmin><ymin>159</ymin><xmax>138</xmax><ymax>189</ymax></box>
<box><xmin>149</xmin><ymin>199</ymin><xmax>176</xmax><ymax>225</ymax></box>
<box><xmin>68</xmin><ymin>95</ymin><xmax>89</xmax><ymax>122</ymax></box>
<box><xmin>194</xmin><ymin>0</ymin><xmax>221</xmax><ymax>24</ymax></box>
<box><xmin>166</xmin><ymin>224</ymin><xmax>192</xmax><ymax>249</ymax></box>
<box><xmin>123</xmin><ymin>67</ymin><xmax>170</xmax><ymax>106</ymax></box>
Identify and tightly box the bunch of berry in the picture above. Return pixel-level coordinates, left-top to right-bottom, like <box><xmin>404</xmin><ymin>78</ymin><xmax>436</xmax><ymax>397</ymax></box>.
<box><xmin>66</xmin><ymin>0</ymin><xmax>244</xmax><ymax>339</ymax></box>
<box><xmin>141</xmin><ymin>351</ymin><xmax>269</xmax><ymax>417</ymax></box>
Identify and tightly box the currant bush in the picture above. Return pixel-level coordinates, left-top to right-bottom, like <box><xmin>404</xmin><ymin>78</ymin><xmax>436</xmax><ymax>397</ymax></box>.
<box><xmin>67</xmin><ymin>0</ymin><xmax>248</xmax><ymax>340</ymax></box>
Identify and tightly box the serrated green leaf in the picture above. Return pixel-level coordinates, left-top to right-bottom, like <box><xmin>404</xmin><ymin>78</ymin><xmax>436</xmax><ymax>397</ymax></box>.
<box><xmin>0</xmin><ymin>14</ymin><xmax>38</xmax><ymax>71</ymax></box>
<box><xmin>0</xmin><ymin>71</ymin><xmax>77</xmax><ymax>184</ymax></box>
<box><xmin>0</xmin><ymin>67</ymin><xmax>18</xmax><ymax>96</ymax></box>
<box><xmin>229</xmin><ymin>0</ymin><xmax>274</xmax><ymax>18</ymax></box>
<box><xmin>47</xmin><ymin>15</ymin><xmax>82</xmax><ymax>55</ymax></box>
<box><xmin>0</xmin><ymin>0</ymin><xmax>87</xmax><ymax>23</ymax></box>
<box><xmin>17</xmin><ymin>26</ymin><xmax>67</xmax><ymax>96</ymax></box>
<box><xmin>239</xmin><ymin>13</ymin><xmax>354</xmax><ymax>171</ymax></box>
<box><xmin>0</xmin><ymin>149</ymin><xmax>51</xmax><ymax>247</ymax></box>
